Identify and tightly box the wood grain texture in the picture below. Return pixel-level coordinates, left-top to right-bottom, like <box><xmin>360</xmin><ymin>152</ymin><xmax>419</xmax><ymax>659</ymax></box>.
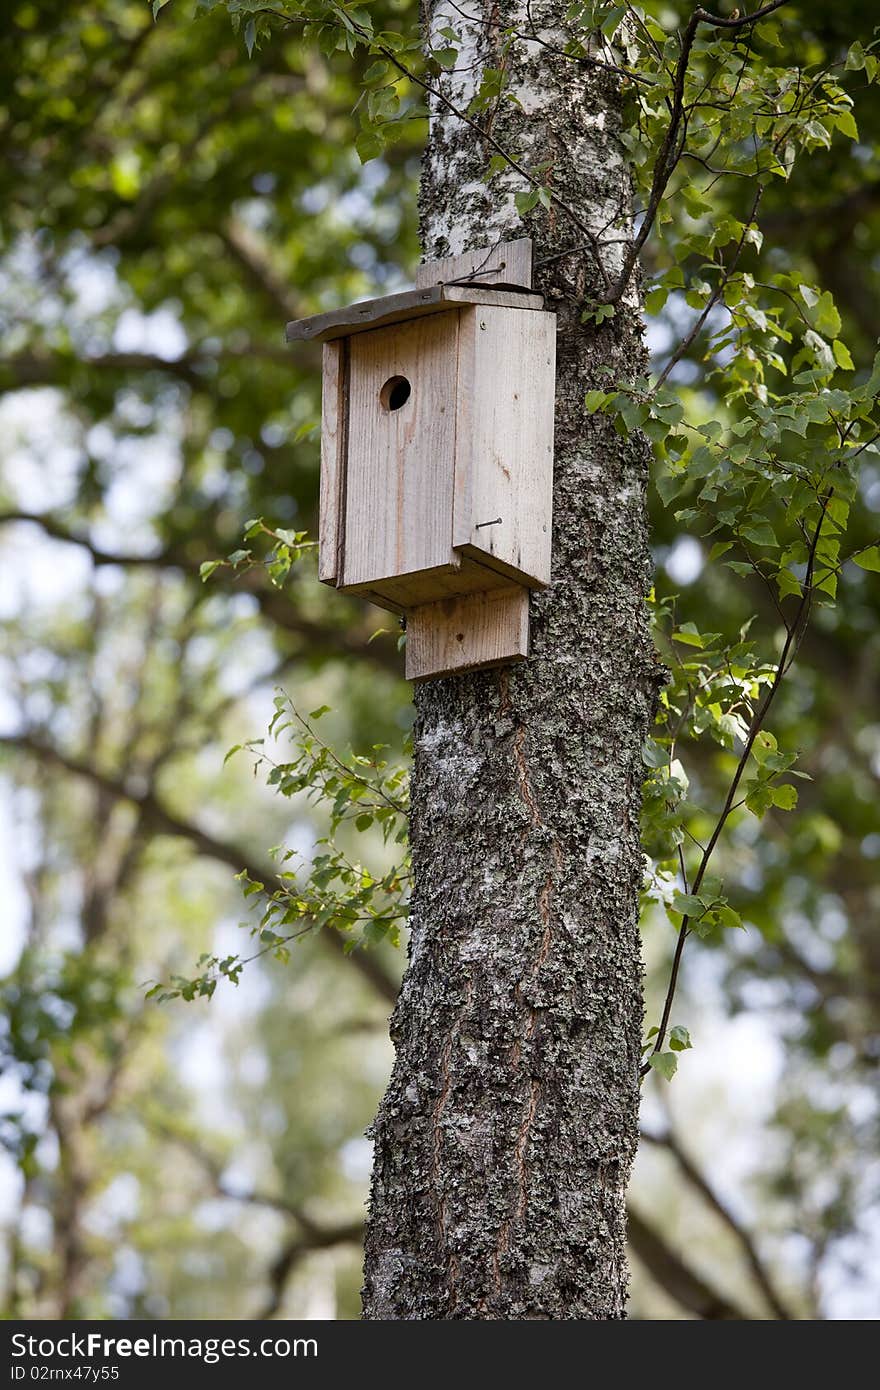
<box><xmin>287</xmin><ymin>284</ymin><xmax>542</xmax><ymax>343</ymax></box>
<box><xmin>345</xmin><ymin>556</ymin><xmax>510</xmax><ymax>614</ymax></box>
<box><xmin>318</xmin><ymin>340</ymin><xmax>346</xmax><ymax>585</ymax></box>
<box><xmin>405</xmin><ymin>585</ymin><xmax>530</xmax><ymax>680</ymax></box>
<box><xmin>453</xmin><ymin>305</ymin><xmax>555</xmax><ymax>588</ymax></box>
<box><xmin>415</xmin><ymin>237</ymin><xmax>533</xmax><ymax>290</ymax></box>
<box><xmin>341</xmin><ymin>314</ymin><xmax>460</xmax><ymax>591</ymax></box>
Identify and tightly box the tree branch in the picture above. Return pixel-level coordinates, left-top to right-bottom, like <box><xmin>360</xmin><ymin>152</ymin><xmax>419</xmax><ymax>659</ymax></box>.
<box><xmin>256</xmin><ymin>1219</ymin><xmax>364</xmax><ymax>1320</ymax></box>
<box><xmin>606</xmin><ymin>1</ymin><xmax>792</xmax><ymax>304</ymax></box>
<box><xmin>153</xmin><ymin>1122</ymin><xmax>362</xmax><ymax>1318</ymax></box>
<box><xmin>641</xmin><ymin>1126</ymin><xmax>793</xmax><ymax>1318</ymax></box>
<box><xmin>0</xmin><ymin>730</ymin><xmax>400</xmax><ymax>1005</ymax></box>
<box><xmin>0</xmin><ymin>511</ymin><xmax>402</xmax><ymax>675</ymax></box>
<box><xmin>627</xmin><ymin>1205</ymin><xmax>750</xmax><ymax>1318</ymax></box>
<box><xmin>0</xmin><ymin>343</ymin><xmax>297</xmax><ymax>397</ymax></box>
<box><xmin>219</xmin><ymin>218</ymin><xmax>304</xmax><ymax>324</ymax></box>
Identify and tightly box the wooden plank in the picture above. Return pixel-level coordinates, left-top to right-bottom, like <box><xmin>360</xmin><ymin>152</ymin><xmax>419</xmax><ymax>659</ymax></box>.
<box><xmin>415</xmin><ymin>238</ymin><xmax>533</xmax><ymax>291</ymax></box>
<box><xmin>289</xmin><ymin>287</ymin><xmax>443</xmax><ymax>342</ymax></box>
<box><xmin>318</xmin><ymin>339</ymin><xmax>346</xmax><ymax>585</ymax></box>
<box><xmin>443</xmin><ymin>287</ymin><xmax>541</xmax><ymax>310</ymax></box>
<box><xmin>405</xmin><ymin>586</ymin><xmax>530</xmax><ymax>681</ymax></box>
<box><xmin>343</xmin><ymin>555</ymin><xmax>510</xmax><ymax>611</ymax></box>
<box><xmin>341</xmin><ymin>314</ymin><xmax>460</xmax><ymax>591</ymax></box>
<box><xmin>286</xmin><ymin>284</ymin><xmax>542</xmax><ymax>344</ymax></box>
<box><xmin>453</xmin><ymin>305</ymin><xmax>555</xmax><ymax>589</ymax></box>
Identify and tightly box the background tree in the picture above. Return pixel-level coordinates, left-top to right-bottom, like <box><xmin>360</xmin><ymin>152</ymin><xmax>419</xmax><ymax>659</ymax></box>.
<box><xmin>0</xmin><ymin>0</ymin><xmax>878</xmax><ymax>1320</ymax></box>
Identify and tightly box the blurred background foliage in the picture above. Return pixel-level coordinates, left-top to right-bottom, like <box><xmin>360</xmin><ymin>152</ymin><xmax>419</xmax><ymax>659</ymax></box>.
<box><xmin>0</xmin><ymin>0</ymin><xmax>877</xmax><ymax>1319</ymax></box>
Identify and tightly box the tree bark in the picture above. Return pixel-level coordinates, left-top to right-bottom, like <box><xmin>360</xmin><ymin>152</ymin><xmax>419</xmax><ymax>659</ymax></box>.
<box><xmin>363</xmin><ymin>1</ymin><xmax>657</xmax><ymax>1319</ymax></box>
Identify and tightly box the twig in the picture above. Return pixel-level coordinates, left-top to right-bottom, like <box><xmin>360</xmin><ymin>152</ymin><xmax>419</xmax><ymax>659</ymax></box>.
<box><xmin>606</xmin><ymin>1</ymin><xmax>792</xmax><ymax>305</ymax></box>
<box><xmin>644</xmin><ymin>492</ymin><xmax>831</xmax><ymax>1070</ymax></box>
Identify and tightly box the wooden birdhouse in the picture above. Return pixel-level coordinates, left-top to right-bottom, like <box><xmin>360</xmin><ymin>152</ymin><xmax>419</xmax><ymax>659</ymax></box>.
<box><xmin>286</xmin><ymin>239</ymin><xmax>555</xmax><ymax>680</ymax></box>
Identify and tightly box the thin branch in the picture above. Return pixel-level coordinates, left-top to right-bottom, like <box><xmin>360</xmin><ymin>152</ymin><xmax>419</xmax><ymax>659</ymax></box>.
<box><xmin>0</xmin><ymin>730</ymin><xmax>400</xmax><ymax>1005</ymax></box>
<box><xmin>219</xmin><ymin>217</ymin><xmax>303</xmax><ymax>323</ymax></box>
<box><xmin>1</xmin><ymin>342</ymin><xmax>296</xmax><ymax>398</ymax></box>
<box><xmin>644</xmin><ymin>494</ymin><xmax>831</xmax><ymax>1068</ymax></box>
<box><xmin>0</xmin><ymin>510</ymin><xmax>163</xmax><ymax>567</ymax></box>
<box><xmin>641</xmin><ymin>1125</ymin><xmax>794</xmax><ymax>1319</ymax></box>
<box><xmin>627</xmin><ymin>1204</ymin><xmax>750</xmax><ymax>1319</ymax></box>
<box><xmin>0</xmin><ymin>511</ymin><xmax>402</xmax><ymax>674</ymax></box>
<box><xmin>256</xmin><ymin>1220</ymin><xmax>364</xmax><ymax>1320</ymax></box>
<box><xmin>155</xmin><ymin>1122</ymin><xmax>363</xmax><ymax>1319</ymax></box>
<box><xmin>655</xmin><ymin>183</ymin><xmax>764</xmax><ymax>389</ymax></box>
<box><xmin>606</xmin><ymin>1</ymin><xmax>792</xmax><ymax>305</ymax></box>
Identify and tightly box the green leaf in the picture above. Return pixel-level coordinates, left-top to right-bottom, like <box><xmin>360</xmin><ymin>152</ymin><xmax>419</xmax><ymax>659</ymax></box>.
<box><xmin>308</xmin><ymin>705</ymin><xmax>331</xmax><ymax>720</ymax></box>
<box><xmin>648</xmin><ymin>1051</ymin><xmax>678</xmax><ymax>1081</ymax></box>
<box><xmin>716</xmin><ymin>904</ymin><xmax>744</xmax><ymax>930</ymax></box>
<box><xmin>853</xmin><ymin>546</ymin><xmax>880</xmax><ymax>572</ymax></box>
<box><xmin>514</xmin><ymin>188</ymin><xmax>541</xmax><ymax>216</ymax></box>
<box><xmin>645</xmin><ymin>285</ymin><xmax>669</xmax><ymax>315</ymax></box>
<box><xmin>740</xmin><ymin>521</ymin><xmax>776</xmax><ymax>548</ymax></box>
<box><xmin>199</xmin><ymin>560</ymin><xmax>221</xmax><ymax>582</ymax></box>
<box><xmin>673</xmin><ymin>623</ymin><xmax>705</xmax><ymax>647</ymax></box>
<box><xmin>770</xmin><ymin>783</ymin><xmax>798</xmax><ymax>811</ymax></box>
<box><xmin>355</xmin><ymin>813</ymin><xmax>373</xmax><ymax>832</ymax></box>
<box><xmin>832</xmin><ymin>339</ymin><xmax>854</xmax><ymax>371</ymax></box>
<box><xmin>672</xmin><ymin>891</ymin><xmax>705</xmax><ymax>918</ymax></box>
<box><xmin>745</xmin><ymin>783</ymin><xmax>773</xmax><ymax>818</ymax></box>
<box><xmin>752</xmin><ymin>731</ymin><xmax>778</xmax><ymax>765</ymax></box>
<box><xmin>355</xmin><ymin>128</ymin><xmax>385</xmax><ymax>163</ymax></box>
<box><xmin>669</xmin><ymin>1025</ymin><xmax>692</xmax><ymax>1052</ymax></box>
<box><xmin>642</xmin><ymin>738</ymin><xmax>670</xmax><ymax>769</ymax></box>
<box><xmin>835</xmin><ymin>109</ymin><xmax>858</xmax><ymax>141</ymax></box>
<box><xmin>364</xmin><ymin>60</ymin><xmax>390</xmax><ymax>83</ymax></box>
<box><xmin>846</xmin><ymin>40</ymin><xmax>866</xmax><ymax>70</ymax></box>
<box><xmin>273</xmin><ymin>527</ymin><xmax>305</xmax><ymax>546</ymax></box>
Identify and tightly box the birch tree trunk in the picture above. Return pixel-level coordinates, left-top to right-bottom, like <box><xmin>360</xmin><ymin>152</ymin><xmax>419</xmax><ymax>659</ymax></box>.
<box><xmin>363</xmin><ymin>1</ymin><xmax>658</xmax><ymax>1320</ymax></box>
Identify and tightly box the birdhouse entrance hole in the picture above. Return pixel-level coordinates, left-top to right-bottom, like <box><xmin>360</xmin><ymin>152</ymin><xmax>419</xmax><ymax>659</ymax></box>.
<box><xmin>379</xmin><ymin>375</ymin><xmax>411</xmax><ymax>412</ymax></box>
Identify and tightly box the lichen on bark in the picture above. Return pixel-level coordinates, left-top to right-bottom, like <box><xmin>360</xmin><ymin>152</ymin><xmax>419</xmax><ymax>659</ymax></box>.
<box><xmin>363</xmin><ymin>1</ymin><xmax>658</xmax><ymax>1319</ymax></box>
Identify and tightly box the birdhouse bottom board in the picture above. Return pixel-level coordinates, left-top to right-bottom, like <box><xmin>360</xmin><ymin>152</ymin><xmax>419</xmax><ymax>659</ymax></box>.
<box><xmin>404</xmin><ymin>585</ymin><xmax>531</xmax><ymax>682</ymax></box>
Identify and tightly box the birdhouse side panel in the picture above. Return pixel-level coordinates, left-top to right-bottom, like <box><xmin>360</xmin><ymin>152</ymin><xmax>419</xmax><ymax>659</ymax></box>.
<box><xmin>318</xmin><ymin>339</ymin><xmax>346</xmax><ymax>585</ymax></box>
<box><xmin>453</xmin><ymin>306</ymin><xmax>555</xmax><ymax>589</ymax></box>
<box><xmin>340</xmin><ymin>315</ymin><xmax>460</xmax><ymax>591</ymax></box>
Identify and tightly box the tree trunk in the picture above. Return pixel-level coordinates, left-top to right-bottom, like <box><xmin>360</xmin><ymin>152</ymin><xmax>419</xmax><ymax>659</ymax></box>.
<box><xmin>363</xmin><ymin>1</ymin><xmax>657</xmax><ymax>1320</ymax></box>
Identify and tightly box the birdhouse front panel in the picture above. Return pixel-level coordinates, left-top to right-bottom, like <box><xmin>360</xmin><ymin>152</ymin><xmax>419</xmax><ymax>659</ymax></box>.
<box><xmin>342</xmin><ymin>314</ymin><xmax>459</xmax><ymax>598</ymax></box>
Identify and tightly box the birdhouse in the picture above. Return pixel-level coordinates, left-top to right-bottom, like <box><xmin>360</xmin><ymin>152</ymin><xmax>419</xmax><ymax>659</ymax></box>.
<box><xmin>286</xmin><ymin>239</ymin><xmax>555</xmax><ymax>680</ymax></box>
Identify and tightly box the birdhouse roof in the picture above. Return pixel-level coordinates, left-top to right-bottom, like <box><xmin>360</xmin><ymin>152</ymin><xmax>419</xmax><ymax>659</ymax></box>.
<box><xmin>285</xmin><ymin>282</ymin><xmax>544</xmax><ymax>344</ymax></box>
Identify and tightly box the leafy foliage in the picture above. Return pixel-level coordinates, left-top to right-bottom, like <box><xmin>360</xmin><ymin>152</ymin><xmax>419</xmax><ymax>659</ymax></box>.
<box><xmin>149</xmin><ymin>692</ymin><xmax>410</xmax><ymax>1000</ymax></box>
